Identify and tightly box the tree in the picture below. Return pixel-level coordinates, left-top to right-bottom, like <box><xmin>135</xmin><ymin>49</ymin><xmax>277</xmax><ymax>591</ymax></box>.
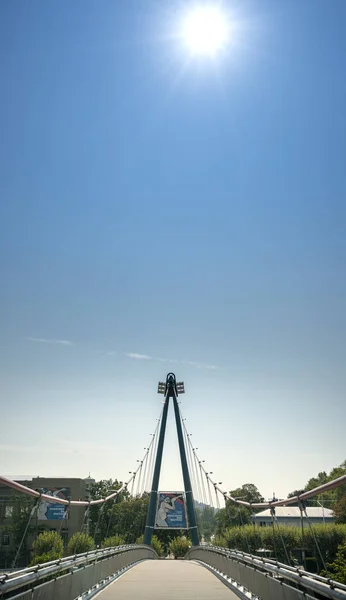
<box><xmin>136</xmin><ymin>534</ymin><xmax>164</xmax><ymax>557</ymax></box>
<box><xmin>215</xmin><ymin>483</ymin><xmax>264</xmax><ymax>534</ymax></box>
<box><xmin>333</xmin><ymin>496</ymin><xmax>346</xmax><ymax>525</ymax></box>
<box><xmin>67</xmin><ymin>532</ymin><xmax>95</xmax><ymax>555</ymax></box>
<box><xmin>288</xmin><ymin>460</ymin><xmax>346</xmax><ymax>514</ymax></box>
<box><xmin>169</xmin><ymin>536</ymin><xmax>191</xmax><ymax>558</ymax></box>
<box><xmin>89</xmin><ymin>479</ymin><xmax>128</xmax><ymax>544</ymax></box>
<box><xmin>152</xmin><ymin>530</ymin><xmax>185</xmax><ymax>556</ymax></box>
<box><xmin>0</xmin><ymin>493</ymin><xmax>40</xmax><ymax>568</ymax></box>
<box><xmin>107</xmin><ymin>495</ymin><xmax>149</xmax><ymax>543</ymax></box>
<box><xmin>195</xmin><ymin>505</ymin><xmax>217</xmax><ymax>541</ymax></box>
<box><xmin>30</xmin><ymin>531</ymin><xmax>64</xmax><ymax>566</ymax></box>
<box><xmin>101</xmin><ymin>535</ymin><xmax>125</xmax><ymax>548</ymax></box>
<box><xmin>323</xmin><ymin>540</ymin><xmax>346</xmax><ymax>584</ymax></box>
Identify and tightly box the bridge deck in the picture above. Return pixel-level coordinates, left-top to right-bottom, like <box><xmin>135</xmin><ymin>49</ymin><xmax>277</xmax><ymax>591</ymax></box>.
<box><xmin>97</xmin><ymin>559</ymin><xmax>238</xmax><ymax>599</ymax></box>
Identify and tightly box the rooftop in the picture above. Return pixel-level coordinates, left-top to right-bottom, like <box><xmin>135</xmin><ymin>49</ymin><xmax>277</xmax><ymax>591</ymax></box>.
<box><xmin>255</xmin><ymin>507</ymin><xmax>334</xmax><ymax>519</ymax></box>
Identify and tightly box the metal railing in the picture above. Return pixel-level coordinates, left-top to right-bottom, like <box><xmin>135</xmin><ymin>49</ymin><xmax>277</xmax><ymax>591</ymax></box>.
<box><xmin>186</xmin><ymin>546</ymin><xmax>346</xmax><ymax>600</ymax></box>
<box><xmin>0</xmin><ymin>544</ymin><xmax>157</xmax><ymax>599</ymax></box>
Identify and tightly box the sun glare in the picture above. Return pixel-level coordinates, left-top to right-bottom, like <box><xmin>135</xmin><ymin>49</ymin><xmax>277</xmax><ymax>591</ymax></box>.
<box><xmin>181</xmin><ymin>6</ymin><xmax>229</xmax><ymax>56</ymax></box>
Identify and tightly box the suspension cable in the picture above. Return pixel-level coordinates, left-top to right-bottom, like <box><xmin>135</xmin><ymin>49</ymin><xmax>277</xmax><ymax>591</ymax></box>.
<box><xmin>214</xmin><ymin>484</ymin><xmax>221</xmax><ymax>510</ymax></box>
<box><xmin>141</xmin><ymin>449</ymin><xmax>149</xmax><ymax>494</ymax></box>
<box><xmin>206</xmin><ymin>475</ymin><xmax>214</xmax><ymax>507</ymax></box>
<box><xmin>12</xmin><ymin>498</ymin><xmax>39</xmax><ymax>568</ymax></box>
<box><xmin>136</xmin><ymin>461</ymin><xmax>143</xmax><ymax>497</ymax></box>
<box><xmin>93</xmin><ymin>504</ymin><xmax>105</xmax><ymax>547</ymax></box>
<box><xmin>272</xmin><ymin>507</ymin><xmax>292</xmax><ymax>566</ymax></box>
<box><xmin>80</xmin><ymin>505</ymin><xmax>90</xmax><ymax>535</ymax></box>
<box><xmin>238</xmin><ymin>505</ymin><xmax>251</xmax><ymax>553</ymax></box>
<box><xmin>130</xmin><ymin>473</ymin><xmax>136</xmax><ymax>497</ymax></box>
<box><xmin>300</xmin><ymin>500</ymin><xmax>328</xmax><ymax>574</ymax></box>
<box><xmin>270</xmin><ymin>507</ymin><xmax>278</xmax><ymax>562</ymax></box>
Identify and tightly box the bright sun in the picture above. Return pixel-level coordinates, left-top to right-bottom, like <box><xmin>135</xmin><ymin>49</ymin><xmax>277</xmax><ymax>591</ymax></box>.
<box><xmin>181</xmin><ymin>6</ymin><xmax>229</xmax><ymax>56</ymax></box>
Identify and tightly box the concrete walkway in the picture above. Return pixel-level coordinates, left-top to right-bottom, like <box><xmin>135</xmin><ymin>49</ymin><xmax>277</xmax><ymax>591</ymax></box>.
<box><xmin>96</xmin><ymin>559</ymin><xmax>239</xmax><ymax>599</ymax></box>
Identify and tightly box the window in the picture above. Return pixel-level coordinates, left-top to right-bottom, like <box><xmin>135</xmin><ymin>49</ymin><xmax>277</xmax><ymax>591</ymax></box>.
<box><xmin>5</xmin><ymin>506</ymin><xmax>13</xmax><ymax>518</ymax></box>
<box><xmin>2</xmin><ymin>535</ymin><xmax>10</xmax><ymax>546</ymax></box>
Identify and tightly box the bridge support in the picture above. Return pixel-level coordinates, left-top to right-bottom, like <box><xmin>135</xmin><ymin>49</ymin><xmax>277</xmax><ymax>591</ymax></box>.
<box><xmin>144</xmin><ymin>373</ymin><xmax>200</xmax><ymax>547</ymax></box>
<box><xmin>172</xmin><ymin>394</ymin><xmax>199</xmax><ymax>546</ymax></box>
<box><xmin>143</xmin><ymin>391</ymin><xmax>170</xmax><ymax>545</ymax></box>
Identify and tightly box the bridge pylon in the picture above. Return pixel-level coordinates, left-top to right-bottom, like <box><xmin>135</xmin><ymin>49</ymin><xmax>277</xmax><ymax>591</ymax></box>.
<box><xmin>143</xmin><ymin>373</ymin><xmax>200</xmax><ymax>547</ymax></box>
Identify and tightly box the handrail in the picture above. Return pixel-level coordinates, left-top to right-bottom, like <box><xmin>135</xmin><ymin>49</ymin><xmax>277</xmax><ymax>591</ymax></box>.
<box><xmin>187</xmin><ymin>546</ymin><xmax>346</xmax><ymax>599</ymax></box>
<box><xmin>0</xmin><ymin>544</ymin><xmax>155</xmax><ymax>596</ymax></box>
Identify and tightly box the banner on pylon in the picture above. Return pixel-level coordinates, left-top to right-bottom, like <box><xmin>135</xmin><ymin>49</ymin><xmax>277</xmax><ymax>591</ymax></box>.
<box><xmin>155</xmin><ymin>491</ymin><xmax>187</xmax><ymax>529</ymax></box>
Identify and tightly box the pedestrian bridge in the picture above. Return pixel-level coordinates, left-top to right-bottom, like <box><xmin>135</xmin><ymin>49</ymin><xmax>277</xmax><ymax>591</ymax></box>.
<box><xmin>1</xmin><ymin>374</ymin><xmax>346</xmax><ymax>600</ymax></box>
<box><xmin>1</xmin><ymin>544</ymin><xmax>346</xmax><ymax>600</ymax></box>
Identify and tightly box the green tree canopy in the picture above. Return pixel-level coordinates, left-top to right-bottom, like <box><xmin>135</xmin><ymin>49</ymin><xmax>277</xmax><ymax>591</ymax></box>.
<box><xmin>323</xmin><ymin>540</ymin><xmax>346</xmax><ymax>584</ymax></box>
<box><xmin>136</xmin><ymin>534</ymin><xmax>164</xmax><ymax>557</ymax></box>
<box><xmin>287</xmin><ymin>459</ymin><xmax>346</xmax><ymax>520</ymax></box>
<box><xmin>67</xmin><ymin>532</ymin><xmax>95</xmax><ymax>555</ymax></box>
<box><xmin>169</xmin><ymin>536</ymin><xmax>191</xmax><ymax>558</ymax></box>
<box><xmin>89</xmin><ymin>479</ymin><xmax>128</xmax><ymax>543</ymax></box>
<box><xmin>215</xmin><ymin>483</ymin><xmax>264</xmax><ymax>534</ymax></box>
<box><xmin>30</xmin><ymin>531</ymin><xmax>64</xmax><ymax>566</ymax></box>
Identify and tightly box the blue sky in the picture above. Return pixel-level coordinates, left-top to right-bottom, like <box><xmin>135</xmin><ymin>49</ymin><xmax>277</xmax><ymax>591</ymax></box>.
<box><xmin>1</xmin><ymin>0</ymin><xmax>345</xmax><ymax>501</ymax></box>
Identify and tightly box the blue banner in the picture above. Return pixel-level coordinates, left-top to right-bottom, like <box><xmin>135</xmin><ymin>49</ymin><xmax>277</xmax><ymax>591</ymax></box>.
<box><xmin>37</xmin><ymin>488</ymin><xmax>70</xmax><ymax>520</ymax></box>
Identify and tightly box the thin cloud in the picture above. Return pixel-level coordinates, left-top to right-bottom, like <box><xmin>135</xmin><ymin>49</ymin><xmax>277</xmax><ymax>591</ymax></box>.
<box><xmin>25</xmin><ymin>337</ymin><xmax>74</xmax><ymax>346</ymax></box>
<box><xmin>182</xmin><ymin>360</ymin><xmax>218</xmax><ymax>370</ymax></box>
<box><xmin>125</xmin><ymin>352</ymin><xmax>152</xmax><ymax>360</ymax></box>
<box><xmin>124</xmin><ymin>352</ymin><xmax>217</xmax><ymax>370</ymax></box>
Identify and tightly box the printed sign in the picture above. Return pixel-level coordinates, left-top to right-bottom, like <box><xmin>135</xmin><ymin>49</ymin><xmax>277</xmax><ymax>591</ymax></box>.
<box><xmin>155</xmin><ymin>492</ymin><xmax>187</xmax><ymax>529</ymax></box>
<box><xmin>37</xmin><ymin>487</ymin><xmax>70</xmax><ymax>520</ymax></box>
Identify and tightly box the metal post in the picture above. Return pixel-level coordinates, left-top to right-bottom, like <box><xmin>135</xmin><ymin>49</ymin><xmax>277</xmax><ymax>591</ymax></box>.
<box><xmin>172</xmin><ymin>395</ymin><xmax>200</xmax><ymax>546</ymax></box>
<box><xmin>143</xmin><ymin>395</ymin><xmax>170</xmax><ymax>545</ymax></box>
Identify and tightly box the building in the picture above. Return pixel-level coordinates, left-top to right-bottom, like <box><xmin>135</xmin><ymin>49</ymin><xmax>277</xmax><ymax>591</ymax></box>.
<box><xmin>0</xmin><ymin>476</ymin><xmax>95</xmax><ymax>568</ymax></box>
<box><xmin>253</xmin><ymin>506</ymin><xmax>334</xmax><ymax>527</ymax></box>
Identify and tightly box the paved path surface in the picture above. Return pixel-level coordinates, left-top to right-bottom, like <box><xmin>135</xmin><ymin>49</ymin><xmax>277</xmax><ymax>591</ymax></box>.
<box><xmin>96</xmin><ymin>559</ymin><xmax>239</xmax><ymax>599</ymax></box>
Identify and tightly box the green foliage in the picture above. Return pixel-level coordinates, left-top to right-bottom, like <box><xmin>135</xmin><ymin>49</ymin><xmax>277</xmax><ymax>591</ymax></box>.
<box><xmin>169</xmin><ymin>536</ymin><xmax>191</xmax><ymax>558</ymax></box>
<box><xmin>30</xmin><ymin>551</ymin><xmax>62</xmax><ymax>566</ymax></box>
<box><xmin>88</xmin><ymin>479</ymin><xmax>128</xmax><ymax>543</ymax></box>
<box><xmin>101</xmin><ymin>535</ymin><xmax>125</xmax><ymax>548</ymax></box>
<box><xmin>322</xmin><ymin>540</ymin><xmax>346</xmax><ymax>584</ymax></box>
<box><xmin>107</xmin><ymin>495</ymin><xmax>149</xmax><ymax>544</ymax></box>
<box><xmin>136</xmin><ymin>534</ymin><xmax>164</xmax><ymax>557</ymax></box>
<box><xmin>288</xmin><ymin>459</ymin><xmax>346</xmax><ymax>517</ymax></box>
<box><xmin>88</xmin><ymin>480</ymin><xmax>148</xmax><ymax>545</ymax></box>
<box><xmin>30</xmin><ymin>531</ymin><xmax>64</xmax><ymax>565</ymax></box>
<box><xmin>195</xmin><ymin>505</ymin><xmax>217</xmax><ymax>541</ymax></box>
<box><xmin>215</xmin><ymin>483</ymin><xmax>263</xmax><ymax>533</ymax></box>
<box><xmin>334</xmin><ymin>495</ymin><xmax>346</xmax><ymax>524</ymax></box>
<box><xmin>215</xmin><ymin>524</ymin><xmax>346</xmax><ymax>572</ymax></box>
<box><xmin>153</xmin><ymin>530</ymin><xmax>185</xmax><ymax>556</ymax></box>
<box><xmin>2</xmin><ymin>493</ymin><xmax>38</xmax><ymax>566</ymax></box>
<box><xmin>67</xmin><ymin>532</ymin><xmax>95</xmax><ymax>555</ymax></box>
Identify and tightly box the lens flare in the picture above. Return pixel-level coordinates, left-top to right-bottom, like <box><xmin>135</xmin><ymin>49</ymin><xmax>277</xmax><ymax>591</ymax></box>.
<box><xmin>181</xmin><ymin>6</ymin><xmax>229</xmax><ymax>56</ymax></box>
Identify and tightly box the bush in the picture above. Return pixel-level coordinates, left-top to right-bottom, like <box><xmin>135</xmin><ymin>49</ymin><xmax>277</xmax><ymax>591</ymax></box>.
<box><xmin>67</xmin><ymin>532</ymin><xmax>95</xmax><ymax>555</ymax></box>
<box><xmin>136</xmin><ymin>534</ymin><xmax>164</xmax><ymax>557</ymax></box>
<box><xmin>101</xmin><ymin>535</ymin><xmax>125</xmax><ymax>548</ymax></box>
<box><xmin>213</xmin><ymin>524</ymin><xmax>346</xmax><ymax>573</ymax></box>
<box><xmin>30</xmin><ymin>551</ymin><xmax>63</xmax><ymax>566</ymax></box>
<box><xmin>322</xmin><ymin>540</ymin><xmax>346</xmax><ymax>584</ymax></box>
<box><xmin>169</xmin><ymin>536</ymin><xmax>191</xmax><ymax>558</ymax></box>
<box><xmin>30</xmin><ymin>531</ymin><xmax>64</xmax><ymax>566</ymax></box>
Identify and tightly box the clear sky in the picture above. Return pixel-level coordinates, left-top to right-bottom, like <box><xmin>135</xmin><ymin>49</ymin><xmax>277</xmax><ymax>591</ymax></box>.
<box><xmin>1</xmin><ymin>0</ymin><xmax>345</xmax><ymax>502</ymax></box>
